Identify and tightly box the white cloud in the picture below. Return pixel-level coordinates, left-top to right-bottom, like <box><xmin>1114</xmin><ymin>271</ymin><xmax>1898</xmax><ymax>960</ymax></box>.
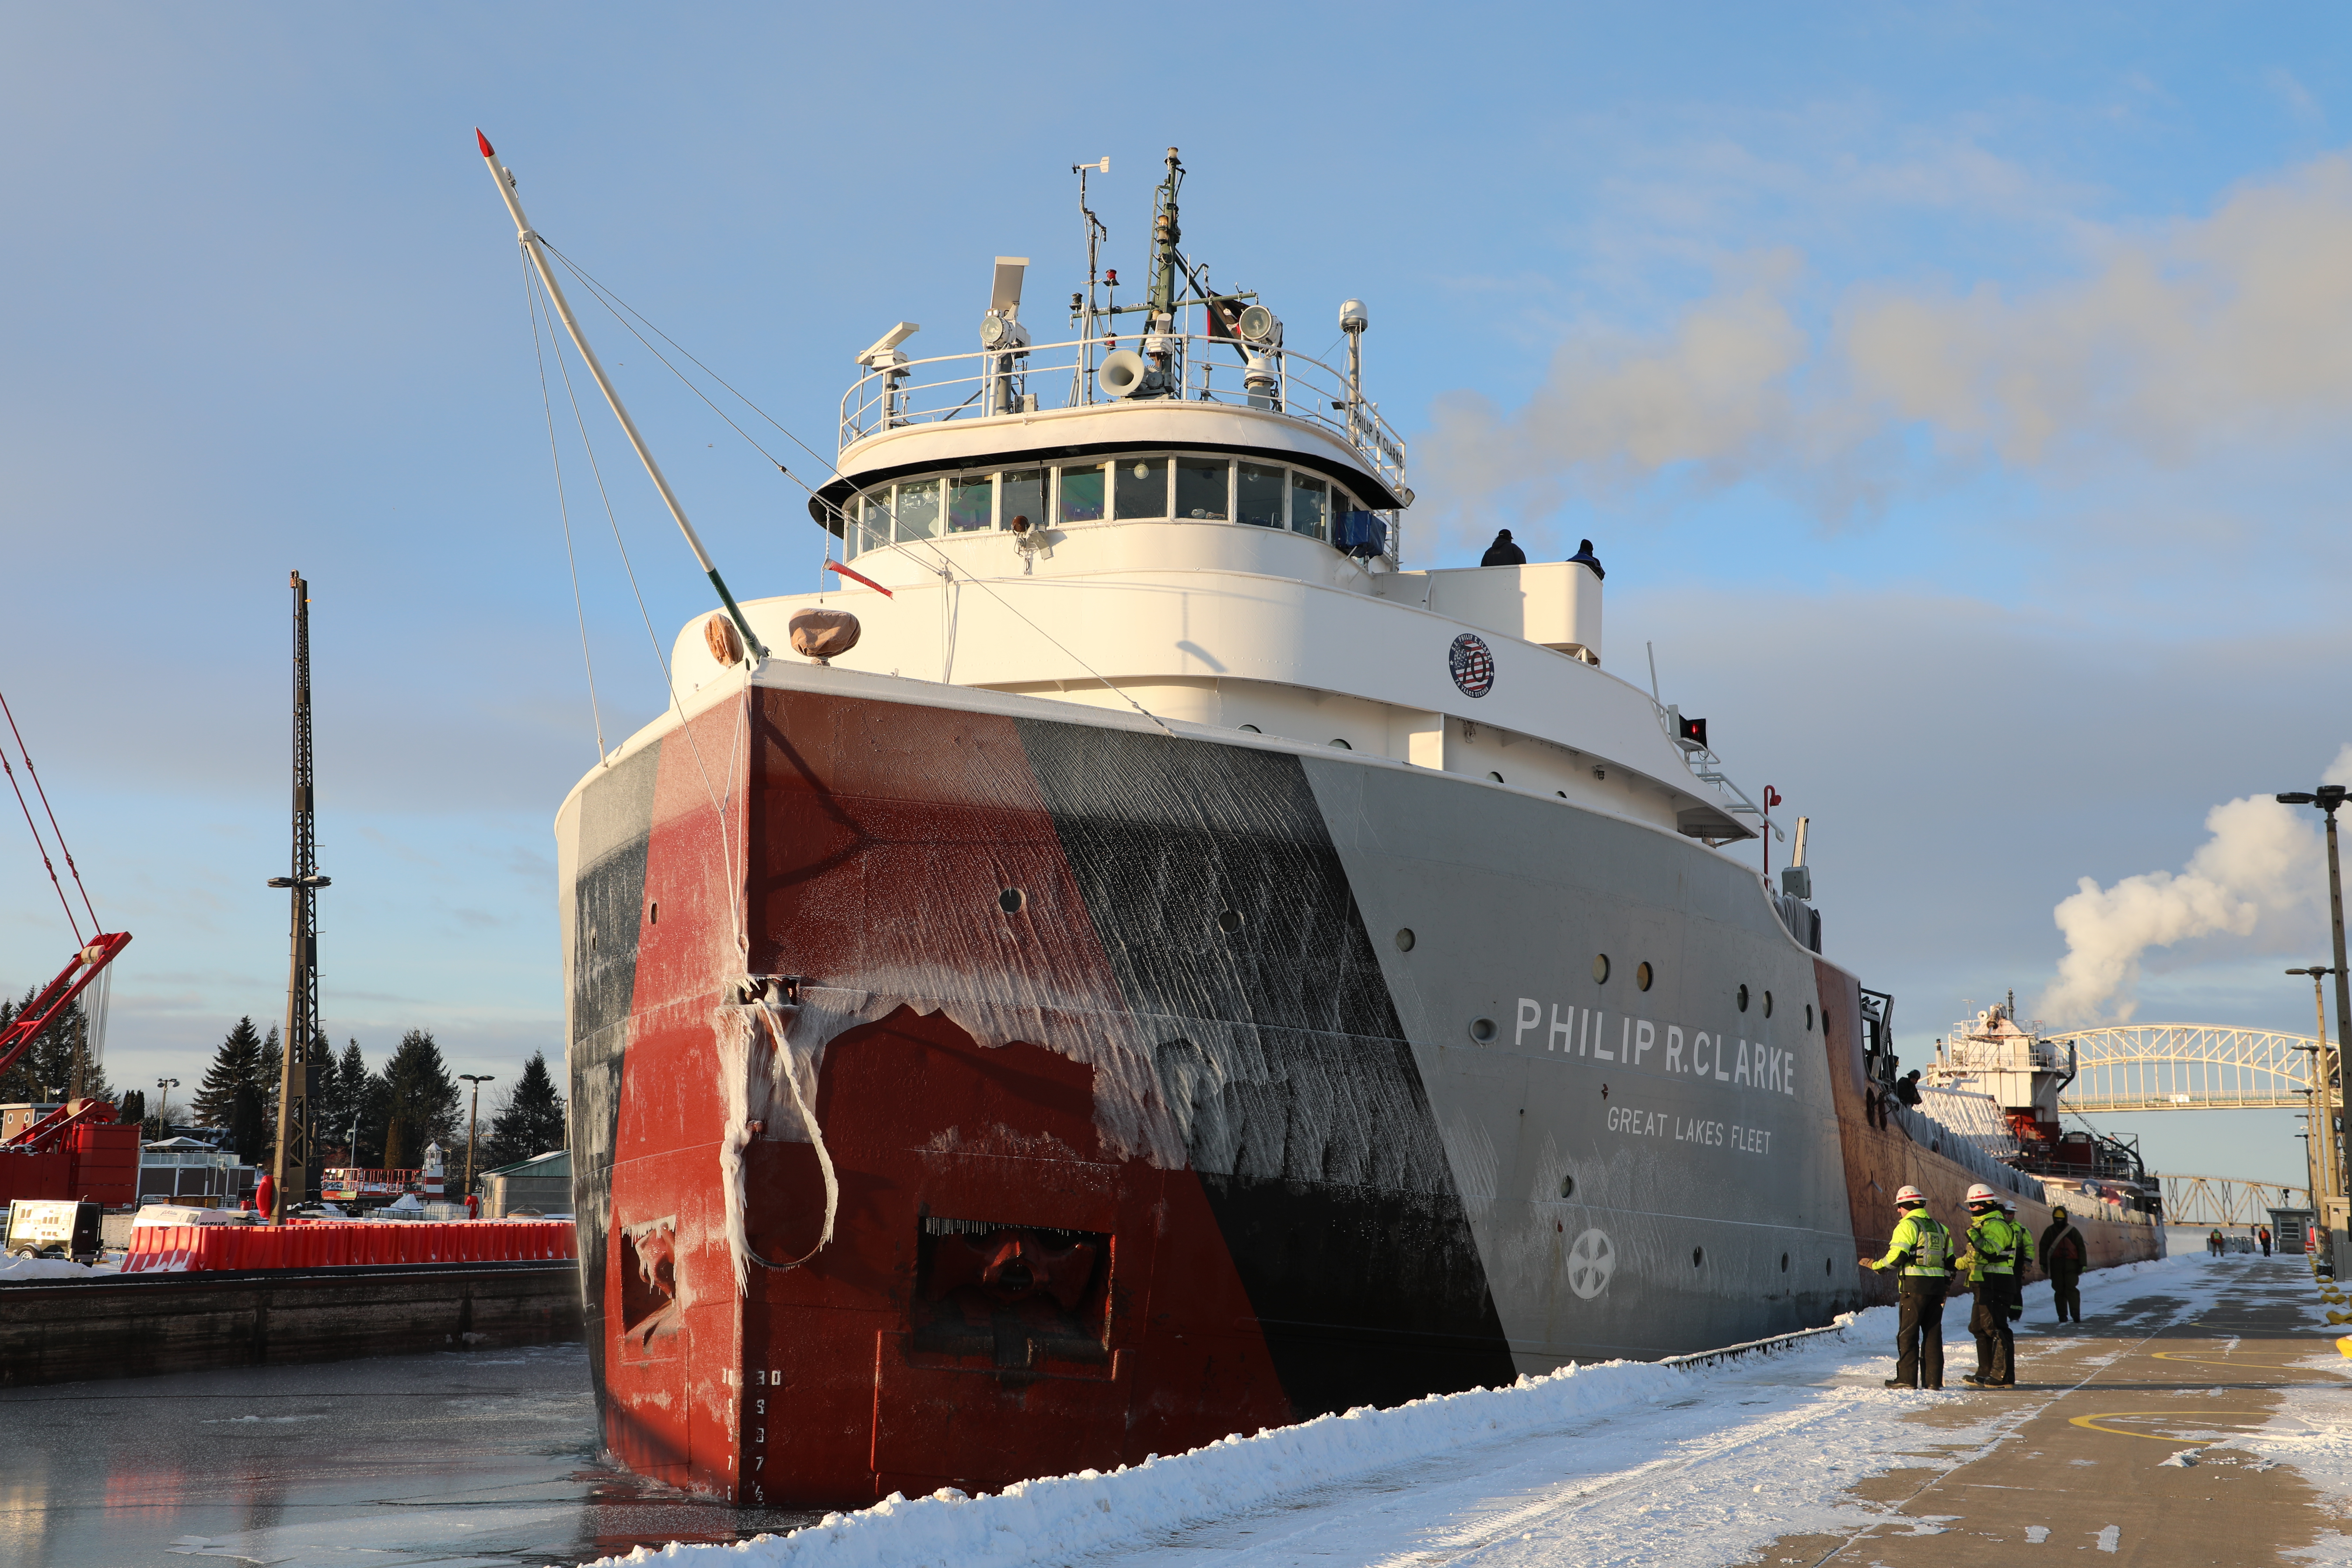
<box><xmin>1424</xmin><ymin>153</ymin><xmax>2352</xmax><ymax>542</ymax></box>
<box><xmin>2038</xmin><ymin>743</ymin><xmax>2352</xmax><ymax>1024</ymax></box>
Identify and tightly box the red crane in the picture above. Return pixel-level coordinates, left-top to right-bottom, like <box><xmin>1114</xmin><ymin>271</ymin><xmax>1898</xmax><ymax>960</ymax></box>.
<box><xmin>1</xmin><ymin>687</ymin><xmax>136</xmax><ymax>1206</ymax></box>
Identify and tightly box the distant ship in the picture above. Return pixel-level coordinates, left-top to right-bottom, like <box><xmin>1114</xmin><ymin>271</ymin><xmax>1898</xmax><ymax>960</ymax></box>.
<box><xmin>486</xmin><ymin>141</ymin><xmax>2165</xmax><ymax>1509</ymax></box>
<box><xmin>1921</xmin><ymin>993</ymin><xmax>2164</xmax><ymax>1212</ymax></box>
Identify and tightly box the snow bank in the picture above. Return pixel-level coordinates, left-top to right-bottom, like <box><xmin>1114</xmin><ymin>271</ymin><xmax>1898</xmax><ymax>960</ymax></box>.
<box><xmin>582</xmin><ymin>1356</ymin><xmax>1696</xmax><ymax>1568</ymax></box>
<box><xmin>0</xmin><ymin>1255</ymin><xmax>96</xmax><ymax>1281</ymax></box>
<box><xmin>580</xmin><ymin>1251</ymin><xmax>2212</xmax><ymax>1568</ymax></box>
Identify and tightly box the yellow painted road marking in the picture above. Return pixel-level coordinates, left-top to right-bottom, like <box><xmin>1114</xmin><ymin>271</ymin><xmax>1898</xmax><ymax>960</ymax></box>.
<box><xmin>2069</xmin><ymin>1410</ymin><xmax>2271</xmax><ymax>1441</ymax></box>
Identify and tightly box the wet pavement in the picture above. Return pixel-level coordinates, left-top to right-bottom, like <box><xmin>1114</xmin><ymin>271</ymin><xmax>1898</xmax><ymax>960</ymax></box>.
<box><xmin>1739</xmin><ymin>1250</ymin><xmax>2352</xmax><ymax>1565</ymax></box>
<box><xmin>0</xmin><ymin>1341</ymin><xmax>816</xmax><ymax>1567</ymax></box>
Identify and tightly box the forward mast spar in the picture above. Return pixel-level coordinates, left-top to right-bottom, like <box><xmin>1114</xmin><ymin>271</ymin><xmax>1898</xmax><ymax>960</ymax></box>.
<box><xmin>476</xmin><ymin>129</ymin><xmax>768</xmax><ymax>662</ymax></box>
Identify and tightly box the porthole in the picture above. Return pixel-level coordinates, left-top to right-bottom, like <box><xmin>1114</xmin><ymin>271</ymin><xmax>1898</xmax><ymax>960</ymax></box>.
<box><xmin>649</xmin><ymin>902</ymin><xmax>659</xmax><ymax>926</ymax></box>
<box><xmin>1692</xmin><ymin>1247</ymin><xmax>1704</xmax><ymax>1268</ymax></box>
<box><xmin>1559</xmin><ymin>1174</ymin><xmax>1576</xmax><ymax>1199</ymax></box>
<box><xmin>1780</xmin><ymin>1252</ymin><xmax>1789</xmax><ymax>1272</ymax></box>
<box><xmin>1469</xmin><ymin>1017</ymin><xmax>1497</xmax><ymax>1044</ymax></box>
<box><xmin>1395</xmin><ymin>928</ymin><xmax>1416</xmax><ymax>952</ymax></box>
<box><xmin>1764</xmin><ymin>990</ymin><xmax>1774</xmax><ymax>1018</ymax></box>
<box><xmin>1736</xmin><ymin>984</ymin><xmax>1749</xmax><ymax>1012</ymax></box>
<box><xmin>998</xmin><ymin>888</ymin><xmax>1025</xmax><ymax>914</ymax></box>
<box><xmin>1330</xmin><ymin>738</ymin><xmax>1352</xmax><ymax>750</ymax></box>
<box><xmin>1487</xmin><ymin>771</ymin><xmax>1505</xmax><ymax>783</ymax></box>
<box><xmin>1238</xmin><ymin>724</ymin><xmax>1261</xmax><ymax>733</ymax></box>
<box><xmin>1636</xmin><ymin>961</ymin><xmax>1653</xmax><ymax>992</ymax></box>
<box><xmin>1806</xmin><ymin>1003</ymin><xmax>1815</xmax><ymax>1031</ymax></box>
<box><xmin>1217</xmin><ymin>909</ymin><xmax>1244</xmax><ymax>934</ymax></box>
<box><xmin>1592</xmin><ymin>953</ymin><xmax>1610</xmax><ymax>985</ymax></box>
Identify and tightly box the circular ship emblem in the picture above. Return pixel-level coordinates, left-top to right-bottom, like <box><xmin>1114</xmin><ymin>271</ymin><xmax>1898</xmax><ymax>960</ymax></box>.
<box><xmin>1448</xmin><ymin>633</ymin><xmax>1495</xmax><ymax>698</ymax></box>
<box><xmin>1566</xmin><ymin>1228</ymin><xmax>1616</xmax><ymax>1300</ymax></box>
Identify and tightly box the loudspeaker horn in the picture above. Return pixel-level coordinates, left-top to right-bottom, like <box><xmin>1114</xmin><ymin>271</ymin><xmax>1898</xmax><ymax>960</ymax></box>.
<box><xmin>1098</xmin><ymin>349</ymin><xmax>1146</xmax><ymax>399</ymax></box>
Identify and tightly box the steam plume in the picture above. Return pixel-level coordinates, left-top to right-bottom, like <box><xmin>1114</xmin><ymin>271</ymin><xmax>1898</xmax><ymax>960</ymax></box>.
<box><xmin>2039</xmin><ymin>743</ymin><xmax>2352</xmax><ymax>1023</ymax></box>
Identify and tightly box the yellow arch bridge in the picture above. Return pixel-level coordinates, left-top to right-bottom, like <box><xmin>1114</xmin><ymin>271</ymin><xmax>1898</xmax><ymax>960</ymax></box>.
<box><xmin>2046</xmin><ymin>1023</ymin><xmax>2326</xmax><ymax>1113</ymax></box>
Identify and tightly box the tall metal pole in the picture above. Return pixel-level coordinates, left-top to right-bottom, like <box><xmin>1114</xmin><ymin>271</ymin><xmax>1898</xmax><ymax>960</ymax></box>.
<box><xmin>268</xmin><ymin>573</ymin><xmax>330</xmax><ymax>1221</ymax></box>
<box><xmin>2324</xmin><ymin>808</ymin><xmax>2350</xmax><ymax>1221</ymax></box>
<box><xmin>459</xmin><ymin>1073</ymin><xmax>493</xmax><ymax>1204</ymax></box>
<box><xmin>2295</xmin><ymin>968</ymin><xmax>2336</xmax><ymax>1227</ymax></box>
<box><xmin>2280</xmin><ymin>784</ymin><xmax>2352</xmax><ymax>1253</ymax></box>
<box><xmin>475</xmin><ymin>130</ymin><xmax>766</xmax><ymax>661</ymax></box>
<box><xmin>2317</xmin><ymin>972</ymin><xmax>2337</xmax><ymax>1217</ymax></box>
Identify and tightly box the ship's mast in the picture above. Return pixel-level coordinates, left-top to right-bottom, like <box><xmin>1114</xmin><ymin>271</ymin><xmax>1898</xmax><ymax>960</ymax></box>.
<box><xmin>268</xmin><ymin>571</ymin><xmax>330</xmax><ymax>1219</ymax></box>
<box><xmin>476</xmin><ymin>130</ymin><xmax>768</xmax><ymax>662</ymax></box>
<box><xmin>1147</xmin><ymin>147</ymin><xmax>1183</xmax><ymax>322</ymax></box>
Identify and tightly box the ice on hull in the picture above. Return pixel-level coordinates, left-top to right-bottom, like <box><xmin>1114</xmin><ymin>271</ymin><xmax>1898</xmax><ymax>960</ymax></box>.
<box><xmin>555</xmin><ymin>678</ymin><xmax>2159</xmax><ymax>1506</ymax></box>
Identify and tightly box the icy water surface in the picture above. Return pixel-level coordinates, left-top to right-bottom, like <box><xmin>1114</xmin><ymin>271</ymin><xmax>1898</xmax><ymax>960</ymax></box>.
<box><xmin>0</xmin><ymin>1341</ymin><xmax>816</xmax><ymax>1567</ymax></box>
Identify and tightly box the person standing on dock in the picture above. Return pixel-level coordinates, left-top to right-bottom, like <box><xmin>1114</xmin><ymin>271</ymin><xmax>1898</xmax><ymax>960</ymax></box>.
<box><xmin>1956</xmin><ymin>1184</ymin><xmax>2024</xmax><ymax>1386</ymax></box>
<box><xmin>1862</xmin><ymin>1185</ymin><xmax>1953</xmax><ymax>1389</ymax></box>
<box><xmin>2039</xmin><ymin>1205</ymin><xmax>2086</xmax><ymax>1323</ymax></box>
<box><xmin>2260</xmin><ymin>1225</ymin><xmax>2274</xmax><ymax>1256</ymax></box>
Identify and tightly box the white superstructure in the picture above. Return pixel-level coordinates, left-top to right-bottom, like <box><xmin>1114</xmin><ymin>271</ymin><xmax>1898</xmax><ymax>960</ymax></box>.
<box><xmin>673</xmin><ymin>304</ymin><xmax>1771</xmax><ymax>853</ymax></box>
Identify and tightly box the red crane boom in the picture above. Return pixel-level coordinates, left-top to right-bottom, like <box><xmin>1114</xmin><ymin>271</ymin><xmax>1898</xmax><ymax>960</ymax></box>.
<box><xmin>0</xmin><ymin>932</ymin><xmax>131</xmax><ymax>1083</ymax></box>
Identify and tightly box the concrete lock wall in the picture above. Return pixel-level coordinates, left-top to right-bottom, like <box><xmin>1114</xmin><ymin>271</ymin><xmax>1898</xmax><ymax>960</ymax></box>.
<box><xmin>0</xmin><ymin>1261</ymin><xmax>584</xmax><ymax>1387</ymax></box>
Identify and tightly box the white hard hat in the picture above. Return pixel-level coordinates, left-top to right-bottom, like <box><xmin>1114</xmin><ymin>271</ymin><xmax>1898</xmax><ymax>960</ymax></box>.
<box><xmin>1894</xmin><ymin>1184</ymin><xmax>1926</xmax><ymax>1206</ymax></box>
<box><xmin>1965</xmin><ymin>1183</ymin><xmax>1998</xmax><ymax>1204</ymax></box>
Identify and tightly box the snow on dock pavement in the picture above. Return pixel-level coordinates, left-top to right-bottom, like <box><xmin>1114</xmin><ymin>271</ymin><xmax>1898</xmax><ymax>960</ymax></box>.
<box><xmin>589</xmin><ymin>1250</ymin><xmax>2305</xmax><ymax>1568</ymax></box>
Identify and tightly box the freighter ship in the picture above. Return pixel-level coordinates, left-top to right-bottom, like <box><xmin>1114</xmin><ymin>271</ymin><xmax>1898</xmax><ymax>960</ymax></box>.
<box><xmin>498</xmin><ymin>142</ymin><xmax>2164</xmax><ymax>1508</ymax></box>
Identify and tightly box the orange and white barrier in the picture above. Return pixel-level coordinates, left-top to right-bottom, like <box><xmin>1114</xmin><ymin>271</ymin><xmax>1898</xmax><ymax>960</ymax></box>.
<box><xmin>119</xmin><ymin>1219</ymin><xmax>576</xmax><ymax>1274</ymax></box>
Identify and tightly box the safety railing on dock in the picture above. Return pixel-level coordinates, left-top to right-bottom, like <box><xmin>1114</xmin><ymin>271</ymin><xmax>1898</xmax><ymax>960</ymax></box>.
<box><xmin>119</xmin><ymin>1219</ymin><xmax>575</xmax><ymax>1273</ymax></box>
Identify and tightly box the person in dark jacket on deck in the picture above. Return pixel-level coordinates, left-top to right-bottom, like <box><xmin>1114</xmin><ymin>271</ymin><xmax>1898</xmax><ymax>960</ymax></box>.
<box><xmin>2039</xmin><ymin>1205</ymin><xmax>2086</xmax><ymax>1324</ymax></box>
<box><xmin>1893</xmin><ymin>1070</ymin><xmax>1924</xmax><ymax>1107</ymax></box>
<box><xmin>1567</xmin><ymin>539</ymin><xmax>1605</xmax><ymax>579</ymax></box>
<box><xmin>1480</xmin><ymin>529</ymin><xmax>1526</xmax><ymax>566</ymax></box>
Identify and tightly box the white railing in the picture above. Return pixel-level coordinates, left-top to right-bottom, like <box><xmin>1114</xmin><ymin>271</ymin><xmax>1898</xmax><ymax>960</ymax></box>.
<box><xmin>841</xmin><ymin>328</ymin><xmax>1409</xmax><ymax>499</ymax></box>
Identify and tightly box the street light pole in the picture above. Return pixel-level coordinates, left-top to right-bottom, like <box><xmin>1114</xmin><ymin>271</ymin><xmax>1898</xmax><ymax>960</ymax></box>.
<box><xmin>2289</xmin><ymin>967</ymin><xmax>2337</xmax><ymax>1227</ymax></box>
<box><xmin>2278</xmin><ymin>784</ymin><xmax>2352</xmax><ymax>1257</ymax></box>
<box><xmin>153</xmin><ymin>1076</ymin><xmax>178</xmax><ymax>1134</ymax></box>
<box><xmin>458</xmin><ymin>1074</ymin><xmax>493</xmax><ymax>1210</ymax></box>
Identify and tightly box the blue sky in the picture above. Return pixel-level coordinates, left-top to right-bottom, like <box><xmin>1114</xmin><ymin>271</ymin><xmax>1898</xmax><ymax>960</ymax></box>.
<box><xmin>4</xmin><ymin>4</ymin><xmax>2350</xmax><ymax>1183</ymax></box>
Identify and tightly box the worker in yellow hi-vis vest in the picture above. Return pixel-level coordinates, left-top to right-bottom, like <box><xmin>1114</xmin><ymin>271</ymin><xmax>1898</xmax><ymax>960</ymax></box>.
<box><xmin>1955</xmin><ymin>1183</ymin><xmax>2028</xmax><ymax>1387</ymax></box>
<box><xmin>1861</xmin><ymin>1184</ymin><xmax>1953</xmax><ymax>1389</ymax></box>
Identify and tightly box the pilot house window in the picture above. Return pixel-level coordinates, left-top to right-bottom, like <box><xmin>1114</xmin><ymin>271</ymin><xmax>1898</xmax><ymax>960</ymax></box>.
<box><xmin>1175</xmin><ymin>456</ymin><xmax>1230</xmax><ymax>520</ymax></box>
<box><xmin>1290</xmin><ymin>473</ymin><xmax>1328</xmax><ymax>540</ymax></box>
<box><xmin>947</xmin><ymin>474</ymin><xmax>994</xmax><ymax>533</ymax></box>
<box><xmin>1114</xmin><ymin>457</ymin><xmax>1168</xmax><ymax>520</ymax></box>
<box><xmin>895</xmin><ymin>477</ymin><xmax>941</xmax><ymax>540</ymax></box>
<box><xmin>1000</xmin><ymin>469</ymin><xmax>1044</xmax><ymax>533</ymax></box>
<box><xmin>1057</xmin><ymin>464</ymin><xmax>1105</xmax><ymax>524</ymax></box>
<box><xmin>1237</xmin><ymin>462</ymin><xmax>1285</xmax><ymax>528</ymax></box>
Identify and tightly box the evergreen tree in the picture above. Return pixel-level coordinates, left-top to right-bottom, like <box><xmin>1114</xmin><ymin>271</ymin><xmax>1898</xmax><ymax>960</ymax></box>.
<box><xmin>379</xmin><ymin>1029</ymin><xmax>458</xmax><ymax>1170</ymax></box>
<box><xmin>116</xmin><ymin>1087</ymin><xmax>145</xmax><ymax>1130</ymax></box>
<box><xmin>0</xmin><ymin>988</ymin><xmax>111</xmax><ymax>1107</ymax></box>
<box><xmin>192</xmin><ymin>1018</ymin><xmax>274</xmax><ymax>1163</ymax></box>
<box><xmin>315</xmin><ymin>1038</ymin><xmax>370</xmax><ymax>1162</ymax></box>
<box><xmin>484</xmin><ymin>1050</ymin><xmax>567</xmax><ymax>1167</ymax></box>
